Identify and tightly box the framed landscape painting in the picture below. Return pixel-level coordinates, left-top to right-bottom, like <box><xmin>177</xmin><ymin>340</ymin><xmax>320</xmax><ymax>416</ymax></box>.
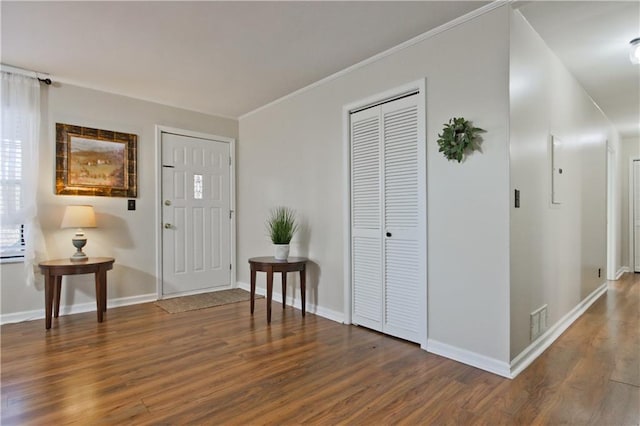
<box><xmin>55</xmin><ymin>123</ymin><xmax>137</xmax><ymax>197</ymax></box>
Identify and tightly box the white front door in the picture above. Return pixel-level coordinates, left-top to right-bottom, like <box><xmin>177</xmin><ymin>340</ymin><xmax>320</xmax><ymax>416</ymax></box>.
<box><xmin>161</xmin><ymin>131</ymin><xmax>232</xmax><ymax>297</ymax></box>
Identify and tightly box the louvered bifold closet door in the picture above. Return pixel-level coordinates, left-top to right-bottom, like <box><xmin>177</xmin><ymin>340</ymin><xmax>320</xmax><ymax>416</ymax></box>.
<box><xmin>351</xmin><ymin>107</ymin><xmax>383</xmax><ymax>330</ymax></box>
<box><xmin>381</xmin><ymin>95</ymin><xmax>422</xmax><ymax>343</ymax></box>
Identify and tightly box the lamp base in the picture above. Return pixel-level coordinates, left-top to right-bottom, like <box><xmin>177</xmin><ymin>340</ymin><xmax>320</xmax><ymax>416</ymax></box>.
<box><xmin>71</xmin><ymin>237</ymin><xmax>88</xmax><ymax>262</ymax></box>
<box><xmin>70</xmin><ymin>252</ymin><xmax>88</xmax><ymax>262</ymax></box>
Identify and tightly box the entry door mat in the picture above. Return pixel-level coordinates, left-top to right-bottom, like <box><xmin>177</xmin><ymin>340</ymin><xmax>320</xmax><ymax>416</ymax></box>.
<box><xmin>155</xmin><ymin>289</ymin><xmax>262</xmax><ymax>314</ymax></box>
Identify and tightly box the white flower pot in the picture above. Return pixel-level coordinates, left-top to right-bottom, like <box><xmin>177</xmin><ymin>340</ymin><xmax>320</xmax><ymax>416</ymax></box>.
<box><xmin>274</xmin><ymin>244</ymin><xmax>290</xmax><ymax>260</ymax></box>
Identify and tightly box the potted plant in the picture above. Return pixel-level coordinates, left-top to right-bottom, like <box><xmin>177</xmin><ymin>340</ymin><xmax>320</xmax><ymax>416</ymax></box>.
<box><xmin>266</xmin><ymin>206</ymin><xmax>298</xmax><ymax>260</ymax></box>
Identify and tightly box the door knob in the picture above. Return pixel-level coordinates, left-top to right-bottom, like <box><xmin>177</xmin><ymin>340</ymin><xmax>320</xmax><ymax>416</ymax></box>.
<box><xmin>164</xmin><ymin>200</ymin><xmax>172</xmax><ymax>206</ymax></box>
<box><xmin>164</xmin><ymin>223</ymin><xmax>172</xmax><ymax>229</ymax></box>
<box><xmin>386</xmin><ymin>232</ymin><xmax>392</xmax><ymax>237</ymax></box>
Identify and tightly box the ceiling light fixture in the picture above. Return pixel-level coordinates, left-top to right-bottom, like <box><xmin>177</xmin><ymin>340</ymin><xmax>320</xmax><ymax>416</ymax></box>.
<box><xmin>630</xmin><ymin>38</ymin><xmax>640</xmax><ymax>64</ymax></box>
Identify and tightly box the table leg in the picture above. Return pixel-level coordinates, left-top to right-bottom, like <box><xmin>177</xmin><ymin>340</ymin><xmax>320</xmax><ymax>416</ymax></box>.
<box><xmin>300</xmin><ymin>266</ymin><xmax>306</xmax><ymax>317</ymax></box>
<box><xmin>281</xmin><ymin>271</ymin><xmax>287</xmax><ymax>309</ymax></box>
<box><xmin>250</xmin><ymin>267</ymin><xmax>256</xmax><ymax>315</ymax></box>
<box><xmin>94</xmin><ymin>272</ymin><xmax>103</xmax><ymax>323</ymax></box>
<box><xmin>54</xmin><ymin>276</ymin><xmax>62</xmax><ymax>318</ymax></box>
<box><xmin>44</xmin><ymin>273</ymin><xmax>54</xmax><ymax>329</ymax></box>
<box><xmin>100</xmin><ymin>268</ymin><xmax>107</xmax><ymax>313</ymax></box>
<box><xmin>266</xmin><ymin>266</ymin><xmax>273</xmax><ymax>323</ymax></box>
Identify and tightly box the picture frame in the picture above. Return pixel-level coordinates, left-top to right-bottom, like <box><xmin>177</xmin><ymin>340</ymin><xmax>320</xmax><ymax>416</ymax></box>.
<box><xmin>55</xmin><ymin>123</ymin><xmax>137</xmax><ymax>197</ymax></box>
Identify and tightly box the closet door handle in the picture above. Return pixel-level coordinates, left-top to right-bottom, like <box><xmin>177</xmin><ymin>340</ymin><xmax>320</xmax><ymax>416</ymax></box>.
<box><xmin>386</xmin><ymin>232</ymin><xmax>392</xmax><ymax>237</ymax></box>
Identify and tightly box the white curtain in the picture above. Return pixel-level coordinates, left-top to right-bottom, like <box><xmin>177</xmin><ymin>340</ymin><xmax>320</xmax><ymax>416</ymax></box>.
<box><xmin>1</xmin><ymin>71</ymin><xmax>44</xmax><ymax>286</ymax></box>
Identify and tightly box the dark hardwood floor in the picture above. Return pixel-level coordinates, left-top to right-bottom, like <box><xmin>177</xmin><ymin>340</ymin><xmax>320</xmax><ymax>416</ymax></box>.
<box><xmin>2</xmin><ymin>274</ymin><xmax>638</xmax><ymax>425</ymax></box>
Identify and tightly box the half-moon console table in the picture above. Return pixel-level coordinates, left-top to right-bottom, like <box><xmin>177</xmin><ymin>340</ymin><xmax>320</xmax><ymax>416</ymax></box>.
<box><xmin>38</xmin><ymin>257</ymin><xmax>115</xmax><ymax>330</ymax></box>
<box><xmin>248</xmin><ymin>256</ymin><xmax>308</xmax><ymax>323</ymax></box>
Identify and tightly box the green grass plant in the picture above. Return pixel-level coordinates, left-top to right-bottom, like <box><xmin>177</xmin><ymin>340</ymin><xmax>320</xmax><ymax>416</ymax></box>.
<box><xmin>266</xmin><ymin>207</ymin><xmax>298</xmax><ymax>244</ymax></box>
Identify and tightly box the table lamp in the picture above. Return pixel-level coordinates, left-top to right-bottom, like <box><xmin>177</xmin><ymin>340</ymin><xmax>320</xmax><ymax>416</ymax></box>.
<box><xmin>61</xmin><ymin>205</ymin><xmax>96</xmax><ymax>261</ymax></box>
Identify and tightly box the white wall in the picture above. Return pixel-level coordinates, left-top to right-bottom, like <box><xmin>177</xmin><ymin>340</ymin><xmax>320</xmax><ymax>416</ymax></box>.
<box><xmin>509</xmin><ymin>10</ymin><xmax>619</xmax><ymax>359</ymax></box>
<box><xmin>606</xmin><ymin>137</ymin><xmax>622</xmax><ymax>280</ymax></box>
<box><xmin>0</xmin><ymin>83</ymin><xmax>237</xmax><ymax>320</ymax></box>
<box><xmin>620</xmin><ymin>137</ymin><xmax>640</xmax><ymax>270</ymax></box>
<box><xmin>239</xmin><ymin>6</ymin><xmax>511</xmax><ymax>364</ymax></box>
<box><xmin>613</xmin><ymin>139</ymin><xmax>624</xmax><ymax>277</ymax></box>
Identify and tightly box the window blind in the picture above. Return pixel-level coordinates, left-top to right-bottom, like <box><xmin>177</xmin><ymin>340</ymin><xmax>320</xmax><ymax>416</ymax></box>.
<box><xmin>1</xmin><ymin>121</ymin><xmax>25</xmax><ymax>257</ymax></box>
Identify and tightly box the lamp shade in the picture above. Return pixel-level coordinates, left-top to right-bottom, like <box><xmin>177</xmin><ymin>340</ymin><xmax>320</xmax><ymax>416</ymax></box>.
<box><xmin>61</xmin><ymin>205</ymin><xmax>96</xmax><ymax>229</ymax></box>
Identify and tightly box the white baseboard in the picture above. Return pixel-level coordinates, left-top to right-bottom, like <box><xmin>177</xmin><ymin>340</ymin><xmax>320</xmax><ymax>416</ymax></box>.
<box><xmin>426</xmin><ymin>339</ymin><xmax>511</xmax><ymax>378</ymax></box>
<box><xmin>616</xmin><ymin>266</ymin><xmax>629</xmax><ymax>280</ymax></box>
<box><xmin>509</xmin><ymin>281</ymin><xmax>608</xmax><ymax>378</ymax></box>
<box><xmin>236</xmin><ymin>281</ymin><xmax>344</xmax><ymax>324</ymax></box>
<box><xmin>0</xmin><ymin>293</ymin><xmax>157</xmax><ymax>325</ymax></box>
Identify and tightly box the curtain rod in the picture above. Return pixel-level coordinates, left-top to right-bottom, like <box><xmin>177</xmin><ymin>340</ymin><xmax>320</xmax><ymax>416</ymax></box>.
<box><xmin>1</xmin><ymin>64</ymin><xmax>52</xmax><ymax>85</ymax></box>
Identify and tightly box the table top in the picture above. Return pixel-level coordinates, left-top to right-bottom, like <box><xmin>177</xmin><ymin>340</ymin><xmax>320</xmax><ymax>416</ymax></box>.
<box><xmin>248</xmin><ymin>256</ymin><xmax>308</xmax><ymax>265</ymax></box>
<box><xmin>39</xmin><ymin>257</ymin><xmax>115</xmax><ymax>268</ymax></box>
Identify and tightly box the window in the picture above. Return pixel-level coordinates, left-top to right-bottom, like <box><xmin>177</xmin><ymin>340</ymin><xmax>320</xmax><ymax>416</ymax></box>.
<box><xmin>0</xmin><ymin>120</ymin><xmax>25</xmax><ymax>258</ymax></box>
<box><xmin>1</xmin><ymin>71</ymin><xmax>41</xmax><ymax>261</ymax></box>
<box><xmin>0</xmin><ymin>225</ymin><xmax>25</xmax><ymax>258</ymax></box>
<box><xmin>194</xmin><ymin>174</ymin><xmax>203</xmax><ymax>199</ymax></box>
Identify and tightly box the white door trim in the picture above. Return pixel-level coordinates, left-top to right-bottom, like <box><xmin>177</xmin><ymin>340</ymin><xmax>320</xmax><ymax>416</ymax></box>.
<box><xmin>155</xmin><ymin>125</ymin><xmax>236</xmax><ymax>300</ymax></box>
<box><xmin>342</xmin><ymin>79</ymin><xmax>427</xmax><ymax>348</ymax></box>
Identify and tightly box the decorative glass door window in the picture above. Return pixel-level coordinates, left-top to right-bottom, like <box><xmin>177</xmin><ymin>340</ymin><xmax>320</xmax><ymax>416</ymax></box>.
<box><xmin>194</xmin><ymin>174</ymin><xmax>203</xmax><ymax>199</ymax></box>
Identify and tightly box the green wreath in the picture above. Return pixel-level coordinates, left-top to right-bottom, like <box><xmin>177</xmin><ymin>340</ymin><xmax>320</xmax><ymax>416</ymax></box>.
<box><xmin>437</xmin><ymin>117</ymin><xmax>485</xmax><ymax>163</ymax></box>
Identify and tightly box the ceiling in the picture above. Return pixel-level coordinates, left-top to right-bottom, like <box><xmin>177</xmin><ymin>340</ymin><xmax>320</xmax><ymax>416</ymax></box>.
<box><xmin>0</xmin><ymin>1</ymin><xmax>486</xmax><ymax>118</ymax></box>
<box><xmin>519</xmin><ymin>1</ymin><xmax>640</xmax><ymax>139</ymax></box>
<box><xmin>1</xmin><ymin>1</ymin><xmax>638</xmax><ymax>137</ymax></box>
